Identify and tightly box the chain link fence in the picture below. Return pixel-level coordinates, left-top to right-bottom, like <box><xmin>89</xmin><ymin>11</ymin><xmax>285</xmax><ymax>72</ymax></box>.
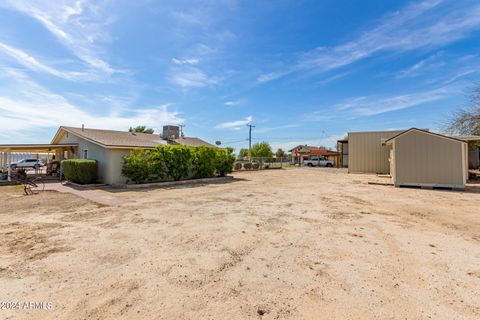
<box><xmin>233</xmin><ymin>156</ymin><xmax>291</xmax><ymax>171</ymax></box>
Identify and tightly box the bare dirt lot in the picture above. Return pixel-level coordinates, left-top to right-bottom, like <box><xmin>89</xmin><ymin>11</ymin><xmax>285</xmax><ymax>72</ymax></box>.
<box><xmin>1</xmin><ymin>168</ymin><xmax>479</xmax><ymax>319</ymax></box>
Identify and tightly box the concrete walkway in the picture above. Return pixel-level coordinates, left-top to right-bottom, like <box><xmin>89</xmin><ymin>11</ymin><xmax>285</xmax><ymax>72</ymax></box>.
<box><xmin>44</xmin><ymin>182</ymin><xmax>129</xmax><ymax>206</ymax></box>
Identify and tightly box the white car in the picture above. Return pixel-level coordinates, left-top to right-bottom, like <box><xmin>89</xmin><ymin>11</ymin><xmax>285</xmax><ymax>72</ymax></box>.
<box><xmin>304</xmin><ymin>156</ymin><xmax>334</xmax><ymax>167</ymax></box>
<box><xmin>10</xmin><ymin>159</ymin><xmax>45</xmax><ymax>170</ymax></box>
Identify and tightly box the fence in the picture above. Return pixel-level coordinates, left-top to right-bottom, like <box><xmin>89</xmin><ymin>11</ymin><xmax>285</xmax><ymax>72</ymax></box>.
<box><xmin>234</xmin><ymin>156</ymin><xmax>291</xmax><ymax>171</ymax></box>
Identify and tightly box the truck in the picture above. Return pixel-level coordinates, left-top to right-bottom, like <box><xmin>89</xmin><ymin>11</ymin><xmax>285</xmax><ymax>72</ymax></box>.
<box><xmin>304</xmin><ymin>156</ymin><xmax>334</xmax><ymax>167</ymax></box>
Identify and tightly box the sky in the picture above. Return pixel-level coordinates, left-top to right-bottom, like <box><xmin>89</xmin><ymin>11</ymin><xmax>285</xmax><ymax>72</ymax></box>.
<box><xmin>0</xmin><ymin>0</ymin><xmax>480</xmax><ymax>151</ymax></box>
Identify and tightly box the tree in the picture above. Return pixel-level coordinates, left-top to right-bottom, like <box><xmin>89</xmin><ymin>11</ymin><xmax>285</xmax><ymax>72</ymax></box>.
<box><xmin>275</xmin><ymin>148</ymin><xmax>285</xmax><ymax>159</ymax></box>
<box><xmin>444</xmin><ymin>84</ymin><xmax>480</xmax><ymax>135</ymax></box>
<box><xmin>249</xmin><ymin>142</ymin><xmax>273</xmax><ymax>159</ymax></box>
<box><xmin>237</xmin><ymin>148</ymin><xmax>249</xmax><ymax>159</ymax></box>
<box><xmin>129</xmin><ymin>126</ymin><xmax>155</xmax><ymax>134</ymax></box>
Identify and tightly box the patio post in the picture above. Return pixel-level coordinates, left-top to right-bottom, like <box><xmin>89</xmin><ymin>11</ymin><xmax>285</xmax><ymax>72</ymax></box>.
<box><xmin>7</xmin><ymin>151</ymin><xmax>11</xmax><ymax>181</ymax></box>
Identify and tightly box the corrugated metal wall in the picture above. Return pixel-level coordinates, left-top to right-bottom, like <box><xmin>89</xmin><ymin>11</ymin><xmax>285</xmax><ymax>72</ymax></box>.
<box><xmin>392</xmin><ymin>130</ymin><xmax>466</xmax><ymax>188</ymax></box>
<box><xmin>348</xmin><ymin>130</ymin><xmax>403</xmax><ymax>174</ymax></box>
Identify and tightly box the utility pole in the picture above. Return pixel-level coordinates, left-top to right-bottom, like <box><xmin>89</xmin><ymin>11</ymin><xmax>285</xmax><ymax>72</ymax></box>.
<box><xmin>178</xmin><ymin>124</ymin><xmax>186</xmax><ymax>137</ymax></box>
<box><xmin>247</xmin><ymin>123</ymin><xmax>255</xmax><ymax>150</ymax></box>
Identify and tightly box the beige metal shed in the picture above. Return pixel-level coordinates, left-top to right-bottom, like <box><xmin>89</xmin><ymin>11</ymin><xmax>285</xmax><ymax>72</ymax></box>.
<box><xmin>347</xmin><ymin>130</ymin><xmax>404</xmax><ymax>174</ymax></box>
<box><xmin>385</xmin><ymin>128</ymin><xmax>468</xmax><ymax>189</ymax></box>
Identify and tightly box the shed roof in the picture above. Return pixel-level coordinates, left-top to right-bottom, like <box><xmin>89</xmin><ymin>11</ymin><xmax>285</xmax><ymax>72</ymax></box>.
<box><xmin>385</xmin><ymin>128</ymin><xmax>467</xmax><ymax>144</ymax></box>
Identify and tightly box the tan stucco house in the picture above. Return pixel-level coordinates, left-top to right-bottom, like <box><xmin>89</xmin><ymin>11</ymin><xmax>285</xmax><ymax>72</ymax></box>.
<box><xmin>0</xmin><ymin>125</ymin><xmax>214</xmax><ymax>185</ymax></box>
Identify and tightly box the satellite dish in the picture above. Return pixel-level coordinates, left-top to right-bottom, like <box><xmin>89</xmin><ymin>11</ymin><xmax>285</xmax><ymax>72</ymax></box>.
<box><xmin>215</xmin><ymin>141</ymin><xmax>221</xmax><ymax>146</ymax></box>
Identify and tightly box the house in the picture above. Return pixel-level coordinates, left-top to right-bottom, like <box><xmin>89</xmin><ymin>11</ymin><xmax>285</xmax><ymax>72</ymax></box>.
<box><xmin>0</xmin><ymin>125</ymin><xmax>214</xmax><ymax>185</ymax></box>
<box><xmin>384</xmin><ymin>128</ymin><xmax>468</xmax><ymax>189</ymax></box>
<box><xmin>289</xmin><ymin>145</ymin><xmax>339</xmax><ymax>165</ymax></box>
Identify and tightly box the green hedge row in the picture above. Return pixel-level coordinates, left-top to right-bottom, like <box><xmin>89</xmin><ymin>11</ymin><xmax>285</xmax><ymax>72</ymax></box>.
<box><xmin>61</xmin><ymin>159</ymin><xmax>98</xmax><ymax>184</ymax></box>
<box><xmin>122</xmin><ymin>145</ymin><xmax>236</xmax><ymax>184</ymax></box>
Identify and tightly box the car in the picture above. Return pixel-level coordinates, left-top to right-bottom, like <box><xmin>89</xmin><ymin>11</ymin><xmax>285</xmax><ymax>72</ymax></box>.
<box><xmin>10</xmin><ymin>159</ymin><xmax>45</xmax><ymax>170</ymax></box>
<box><xmin>304</xmin><ymin>156</ymin><xmax>334</xmax><ymax>167</ymax></box>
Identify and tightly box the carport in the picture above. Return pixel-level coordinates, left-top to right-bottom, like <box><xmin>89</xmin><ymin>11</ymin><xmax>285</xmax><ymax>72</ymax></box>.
<box><xmin>0</xmin><ymin>144</ymin><xmax>78</xmax><ymax>181</ymax></box>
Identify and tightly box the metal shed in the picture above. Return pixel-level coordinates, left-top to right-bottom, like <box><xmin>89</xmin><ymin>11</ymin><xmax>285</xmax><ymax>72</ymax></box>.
<box><xmin>385</xmin><ymin>128</ymin><xmax>468</xmax><ymax>189</ymax></box>
<box><xmin>347</xmin><ymin>130</ymin><xmax>404</xmax><ymax>174</ymax></box>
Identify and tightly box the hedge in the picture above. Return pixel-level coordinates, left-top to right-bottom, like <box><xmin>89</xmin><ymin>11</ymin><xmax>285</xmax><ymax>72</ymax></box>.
<box><xmin>234</xmin><ymin>162</ymin><xmax>243</xmax><ymax>171</ymax></box>
<box><xmin>122</xmin><ymin>145</ymin><xmax>235</xmax><ymax>184</ymax></box>
<box><xmin>62</xmin><ymin>159</ymin><xmax>97</xmax><ymax>184</ymax></box>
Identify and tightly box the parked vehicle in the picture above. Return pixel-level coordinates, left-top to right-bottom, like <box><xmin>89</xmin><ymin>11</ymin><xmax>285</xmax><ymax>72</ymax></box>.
<box><xmin>10</xmin><ymin>159</ymin><xmax>45</xmax><ymax>170</ymax></box>
<box><xmin>304</xmin><ymin>156</ymin><xmax>334</xmax><ymax>167</ymax></box>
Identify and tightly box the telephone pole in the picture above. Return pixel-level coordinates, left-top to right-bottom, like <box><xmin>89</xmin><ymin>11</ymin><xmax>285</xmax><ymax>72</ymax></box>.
<box><xmin>247</xmin><ymin>124</ymin><xmax>255</xmax><ymax>150</ymax></box>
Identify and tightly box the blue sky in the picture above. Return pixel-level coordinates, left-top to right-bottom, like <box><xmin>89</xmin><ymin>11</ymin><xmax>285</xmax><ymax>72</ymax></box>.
<box><xmin>0</xmin><ymin>0</ymin><xmax>480</xmax><ymax>151</ymax></box>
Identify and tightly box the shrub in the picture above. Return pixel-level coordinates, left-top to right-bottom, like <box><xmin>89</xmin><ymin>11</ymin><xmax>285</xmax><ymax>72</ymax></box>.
<box><xmin>243</xmin><ymin>162</ymin><xmax>252</xmax><ymax>170</ymax></box>
<box><xmin>122</xmin><ymin>145</ymin><xmax>235</xmax><ymax>184</ymax></box>
<box><xmin>155</xmin><ymin>145</ymin><xmax>192</xmax><ymax>181</ymax></box>
<box><xmin>234</xmin><ymin>162</ymin><xmax>243</xmax><ymax>170</ymax></box>
<box><xmin>252</xmin><ymin>162</ymin><xmax>260</xmax><ymax>170</ymax></box>
<box><xmin>122</xmin><ymin>149</ymin><xmax>154</xmax><ymax>184</ymax></box>
<box><xmin>192</xmin><ymin>146</ymin><xmax>217</xmax><ymax>178</ymax></box>
<box><xmin>215</xmin><ymin>147</ymin><xmax>236</xmax><ymax>177</ymax></box>
<box><xmin>62</xmin><ymin>159</ymin><xmax>97</xmax><ymax>184</ymax></box>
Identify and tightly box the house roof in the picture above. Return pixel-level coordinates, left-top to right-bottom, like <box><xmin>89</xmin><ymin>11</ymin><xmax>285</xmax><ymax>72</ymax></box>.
<box><xmin>169</xmin><ymin>137</ymin><xmax>216</xmax><ymax>147</ymax></box>
<box><xmin>52</xmin><ymin>126</ymin><xmax>169</xmax><ymax>149</ymax></box>
<box><xmin>288</xmin><ymin>145</ymin><xmax>324</xmax><ymax>152</ymax></box>
<box><xmin>385</xmin><ymin>128</ymin><xmax>467</xmax><ymax>144</ymax></box>
<box><xmin>52</xmin><ymin>126</ymin><xmax>214</xmax><ymax>149</ymax></box>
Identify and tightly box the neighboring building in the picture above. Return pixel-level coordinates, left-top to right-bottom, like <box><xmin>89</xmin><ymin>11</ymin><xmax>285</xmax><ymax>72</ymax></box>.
<box><xmin>346</xmin><ymin>130</ymin><xmax>404</xmax><ymax>174</ymax></box>
<box><xmin>289</xmin><ymin>145</ymin><xmax>339</xmax><ymax>165</ymax></box>
<box><xmin>337</xmin><ymin>139</ymin><xmax>348</xmax><ymax>168</ymax></box>
<box><xmin>452</xmin><ymin>136</ymin><xmax>480</xmax><ymax>169</ymax></box>
<box><xmin>385</xmin><ymin>128</ymin><xmax>468</xmax><ymax>189</ymax></box>
<box><xmin>1</xmin><ymin>125</ymin><xmax>214</xmax><ymax>185</ymax></box>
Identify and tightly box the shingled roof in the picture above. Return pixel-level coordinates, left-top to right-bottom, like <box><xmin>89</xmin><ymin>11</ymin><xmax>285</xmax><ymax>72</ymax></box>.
<box><xmin>169</xmin><ymin>137</ymin><xmax>215</xmax><ymax>147</ymax></box>
<box><xmin>52</xmin><ymin>126</ymin><xmax>214</xmax><ymax>149</ymax></box>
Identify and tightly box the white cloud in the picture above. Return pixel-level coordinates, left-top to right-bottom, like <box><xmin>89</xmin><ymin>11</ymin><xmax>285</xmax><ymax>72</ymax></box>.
<box><xmin>170</xmin><ymin>68</ymin><xmax>218</xmax><ymax>88</ymax></box>
<box><xmin>2</xmin><ymin>0</ymin><xmax>117</xmax><ymax>76</ymax></box>
<box><xmin>334</xmin><ymin>85</ymin><xmax>458</xmax><ymax>116</ymax></box>
<box><xmin>0</xmin><ymin>69</ymin><xmax>182</xmax><ymax>140</ymax></box>
<box><xmin>171</xmin><ymin>58</ymin><xmax>200</xmax><ymax>65</ymax></box>
<box><xmin>216</xmin><ymin>116</ymin><xmax>253</xmax><ymax>130</ymax></box>
<box><xmin>257</xmin><ymin>0</ymin><xmax>480</xmax><ymax>83</ymax></box>
<box><xmin>396</xmin><ymin>52</ymin><xmax>445</xmax><ymax>78</ymax></box>
<box><xmin>0</xmin><ymin>42</ymin><xmax>88</xmax><ymax>80</ymax></box>
<box><xmin>224</xmin><ymin>99</ymin><xmax>244</xmax><ymax>106</ymax></box>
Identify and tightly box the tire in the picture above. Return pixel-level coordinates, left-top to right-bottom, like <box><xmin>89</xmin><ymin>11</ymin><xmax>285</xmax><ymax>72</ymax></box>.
<box><xmin>326</xmin><ymin>163</ymin><xmax>333</xmax><ymax>167</ymax></box>
<box><xmin>307</xmin><ymin>163</ymin><xmax>313</xmax><ymax>167</ymax></box>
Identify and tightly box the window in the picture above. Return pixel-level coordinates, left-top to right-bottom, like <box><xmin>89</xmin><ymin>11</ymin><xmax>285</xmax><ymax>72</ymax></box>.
<box><xmin>83</xmin><ymin>149</ymin><xmax>88</xmax><ymax>159</ymax></box>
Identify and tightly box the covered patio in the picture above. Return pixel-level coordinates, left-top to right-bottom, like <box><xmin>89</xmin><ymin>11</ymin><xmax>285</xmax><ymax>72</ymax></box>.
<box><xmin>0</xmin><ymin>144</ymin><xmax>78</xmax><ymax>182</ymax></box>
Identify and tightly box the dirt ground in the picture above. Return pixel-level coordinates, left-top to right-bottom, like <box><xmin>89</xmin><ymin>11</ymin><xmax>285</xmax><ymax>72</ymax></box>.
<box><xmin>1</xmin><ymin>168</ymin><xmax>479</xmax><ymax>320</ymax></box>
